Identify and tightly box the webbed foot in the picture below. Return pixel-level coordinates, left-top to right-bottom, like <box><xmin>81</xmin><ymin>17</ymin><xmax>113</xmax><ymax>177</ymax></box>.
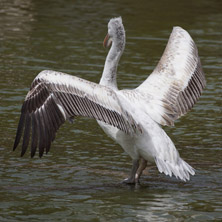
<box><xmin>122</xmin><ymin>177</ymin><xmax>136</xmax><ymax>184</ymax></box>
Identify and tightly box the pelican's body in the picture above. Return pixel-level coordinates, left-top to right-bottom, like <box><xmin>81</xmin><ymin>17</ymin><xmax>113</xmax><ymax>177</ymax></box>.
<box><xmin>13</xmin><ymin>17</ymin><xmax>206</xmax><ymax>183</ymax></box>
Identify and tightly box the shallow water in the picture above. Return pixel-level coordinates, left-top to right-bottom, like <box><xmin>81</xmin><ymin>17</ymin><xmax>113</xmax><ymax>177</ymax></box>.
<box><xmin>0</xmin><ymin>0</ymin><xmax>222</xmax><ymax>221</ymax></box>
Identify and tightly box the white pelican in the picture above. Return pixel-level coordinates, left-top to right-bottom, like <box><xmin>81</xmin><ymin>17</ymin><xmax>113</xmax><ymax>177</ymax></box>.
<box><xmin>13</xmin><ymin>17</ymin><xmax>206</xmax><ymax>184</ymax></box>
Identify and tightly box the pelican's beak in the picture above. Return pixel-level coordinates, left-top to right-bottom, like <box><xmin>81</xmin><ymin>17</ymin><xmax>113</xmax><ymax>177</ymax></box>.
<box><xmin>103</xmin><ymin>33</ymin><xmax>112</xmax><ymax>48</ymax></box>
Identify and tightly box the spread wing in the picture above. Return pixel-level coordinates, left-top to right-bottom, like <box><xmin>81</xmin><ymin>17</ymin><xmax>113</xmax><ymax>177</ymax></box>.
<box><xmin>13</xmin><ymin>70</ymin><xmax>139</xmax><ymax>157</ymax></box>
<box><xmin>137</xmin><ymin>26</ymin><xmax>206</xmax><ymax>126</ymax></box>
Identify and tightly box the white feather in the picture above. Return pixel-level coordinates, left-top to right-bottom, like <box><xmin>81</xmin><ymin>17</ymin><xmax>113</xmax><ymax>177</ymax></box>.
<box><xmin>14</xmin><ymin>18</ymin><xmax>204</xmax><ymax>182</ymax></box>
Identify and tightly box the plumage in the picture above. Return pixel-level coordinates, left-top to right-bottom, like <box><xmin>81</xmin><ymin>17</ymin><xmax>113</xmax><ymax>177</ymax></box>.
<box><xmin>137</xmin><ymin>27</ymin><xmax>206</xmax><ymax>126</ymax></box>
<box><xmin>13</xmin><ymin>70</ymin><xmax>139</xmax><ymax>158</ymax></box>
<box><xmin>13</xmin><ymin>17</ymin><xmax>206</xmax><ymax>183</ymax></box>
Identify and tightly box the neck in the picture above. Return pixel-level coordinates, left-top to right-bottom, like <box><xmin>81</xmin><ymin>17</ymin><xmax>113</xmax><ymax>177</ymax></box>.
<box><xmin>100</xmin><ymin>40</ymin><xmax>124</xmax><ymax>90</ymax></box>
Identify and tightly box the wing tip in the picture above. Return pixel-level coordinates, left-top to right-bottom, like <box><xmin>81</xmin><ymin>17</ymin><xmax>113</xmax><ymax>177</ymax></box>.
<box><xmin>20</xmin><ymin>151</ymin><xmax>25</xmax><ymax>157</ymax></box>
<box><xmin>13</xmin><ymin>142</ymin><xmax>18</xmax><ymax>151</ymax></box>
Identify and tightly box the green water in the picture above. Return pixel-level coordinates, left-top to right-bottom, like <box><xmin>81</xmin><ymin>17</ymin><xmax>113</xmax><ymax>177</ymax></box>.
<box><xmin>0</xmin><ymin>0</ymin><xmax>221</xmax><ymax>221</ymax></box>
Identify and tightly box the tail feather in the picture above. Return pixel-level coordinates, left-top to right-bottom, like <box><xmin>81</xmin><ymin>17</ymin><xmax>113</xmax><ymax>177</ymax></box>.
<box><xmin>155</xmin><ymin>157</ymin><xmax>195</xmax><ymax>181</ymax></box>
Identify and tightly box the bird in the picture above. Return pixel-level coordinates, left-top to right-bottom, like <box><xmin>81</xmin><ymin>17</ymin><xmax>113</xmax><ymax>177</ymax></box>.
<box><xmin>13</xmin><ymin>17</ymin><xmax>206</xmax><ymax>184</ymax></box>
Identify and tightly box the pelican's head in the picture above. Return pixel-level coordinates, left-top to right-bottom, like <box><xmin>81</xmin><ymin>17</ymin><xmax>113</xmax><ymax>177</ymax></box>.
<box><xmin>103</xmin><ymin>17</ymin><xmax>125</xmax><ymax>50</ymax></box>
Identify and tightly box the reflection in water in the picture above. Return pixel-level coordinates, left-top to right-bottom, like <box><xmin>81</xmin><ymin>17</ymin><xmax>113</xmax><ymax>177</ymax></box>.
<box><xmin>137</xmin><ymin>193</ymin><xmax>188</xmax><ymax>222</ymax></box>
<box><xmin>0</xmin><ymin>0</ymin><xmax>221</xmax><ymax>221</ymax></box>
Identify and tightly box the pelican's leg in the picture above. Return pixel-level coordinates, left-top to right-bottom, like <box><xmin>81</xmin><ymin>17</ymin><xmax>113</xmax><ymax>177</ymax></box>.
<box><xmin>135</xmin><ymin>158</ymin><xmax>147</xmax><ymax>184</ymax></box>
<box><xmin>123</xmin><ymin>159</ymin><xmax>139</xmax><ymax>184</ymax></box>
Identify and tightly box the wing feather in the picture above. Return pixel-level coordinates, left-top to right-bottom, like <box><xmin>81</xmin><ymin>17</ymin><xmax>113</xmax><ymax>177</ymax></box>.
<box><xmin>21</xmin><ymin>113</ymin><xmax>31</xmax><ymax>156</ymax></box>
<box><xmin>13</xmin><ymin>70</ymin><xmax>139</xmax><ymax>157</ymax></box>
<box><xmin>137</xmin><ymin>26</ymin><xmax>206</xmax><ymax>126</ymax></box>
<box><xmin>31</xmin><ymin>112</ymin><xmax>38</xmax><ymax>157</ymax></box>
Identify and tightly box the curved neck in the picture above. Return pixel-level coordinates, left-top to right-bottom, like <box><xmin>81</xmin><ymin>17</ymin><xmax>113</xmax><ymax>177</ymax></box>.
<box><xmin>100</xmin><ymin>40</ymin><xmax>125</xmax><ymax>90</ymax></box>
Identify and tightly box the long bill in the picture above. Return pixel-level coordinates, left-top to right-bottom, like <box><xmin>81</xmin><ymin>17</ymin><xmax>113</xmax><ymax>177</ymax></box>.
<box><xmin>103</xmin><ymin>34</ymin><xmax>112</xmax><ymax>48</ymax></box>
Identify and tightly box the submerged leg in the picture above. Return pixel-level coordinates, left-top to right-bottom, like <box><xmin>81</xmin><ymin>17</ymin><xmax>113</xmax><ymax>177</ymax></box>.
<box><xmin>123</xmin><ymin>159</ymin><xmax>139</xmax><ymax>184</ymax></box>
<box><xmin>135</xmin><ymin>158</ymin><xmax>147</xmax><ymax>184</ymax></box>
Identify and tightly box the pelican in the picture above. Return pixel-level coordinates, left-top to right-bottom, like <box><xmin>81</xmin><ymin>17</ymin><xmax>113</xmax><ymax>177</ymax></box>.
<box><xmin>13</xmin><ymin>17</ymin><xmax>206</xmax><ymax>184</ymax></box>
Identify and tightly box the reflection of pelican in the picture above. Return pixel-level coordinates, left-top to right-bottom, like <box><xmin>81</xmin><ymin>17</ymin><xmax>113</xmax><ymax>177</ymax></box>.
<box><xmin>13</xmin><ymin>17</ymin><xmax>206</xmax><ymax>184</ymax></box>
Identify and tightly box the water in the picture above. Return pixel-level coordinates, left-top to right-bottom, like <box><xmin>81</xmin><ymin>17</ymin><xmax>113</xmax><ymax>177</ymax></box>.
<box><xmin>0</xmin><ymin>0</ymin><xmax>222</xmax><ymax>221</ymax></box>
